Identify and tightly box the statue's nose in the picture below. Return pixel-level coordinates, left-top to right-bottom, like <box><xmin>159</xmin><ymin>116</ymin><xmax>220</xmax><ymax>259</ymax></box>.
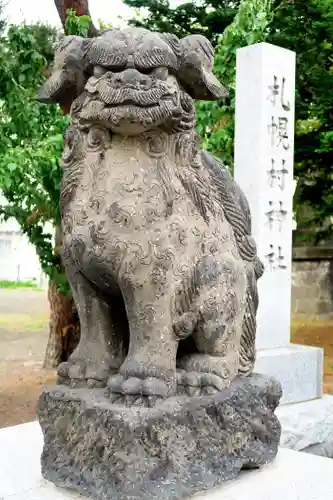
<box><xmin>113</xmin><ymin>69</ymin><xmax>151</xmax><ymax>89</ymax></box>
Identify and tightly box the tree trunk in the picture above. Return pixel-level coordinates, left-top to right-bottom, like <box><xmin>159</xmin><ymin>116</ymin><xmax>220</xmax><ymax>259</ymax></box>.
<box><xmin>44</xmin><ymin>1</ymin><xmax>96</xmax><ymax>369</ymax></box>
<box><xmin>43</xmin><ymin>225</ymin><xmax>80</xmax><ymax>368</ymax></box>
<box><xmin>54</xmin><ymin>0</ymin><xmax>98</xmax><ymax>36</ymax></box>
<box><xmin>43</xmin><ymin>283</ymin><xmax>80</xmax><ymax>368</ymax></box>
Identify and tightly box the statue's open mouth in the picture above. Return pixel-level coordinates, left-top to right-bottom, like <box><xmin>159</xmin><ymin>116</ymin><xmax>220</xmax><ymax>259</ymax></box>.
<box><xmin>78</xmin><ymin>84</ymin><xmax>179</xmax><ymax>130</ymax></box>
<box><xmin>85</xmin><ymin>79</ymin><xmax>176</xmax><ymax>108</ymax></box>
<box><xmin>78</xmin><ymin>98</ymin><xmax>173</xmax><ymax>128</ymax></box>
<box><xmin>106</xmin><ymin>99</ymin><xmax>158</xmax><ymax>109</ymax></box>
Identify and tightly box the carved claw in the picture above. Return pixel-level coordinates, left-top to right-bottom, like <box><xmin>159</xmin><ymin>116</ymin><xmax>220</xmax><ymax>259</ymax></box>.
<box><xmin>57</xmin><ymin>353</ymin><xmax>115</xmax><ymax>389</ymax></box>
<box><xmin>108</xmin><ymin>389</ymin><xmax>161</xmax><ymax>408</ymax></box>
<box><xmin>173</xmin><ymin>312</ymin><xmax>198</xmax><ymax>340</ymax></box>
<box><xmin>87</xmin><ymin>378</ymin><xmax>106</xmax><ymax>389</ymax></box>
<box><xmin>107</xmin><ymin>374</ymin><xmax>169</xmax><ymax>407</ymax></box>
<box><xmin>176</xmin><ymin>369</ymin><xmax>229</xmax><ymax>397</ymax></box>
<box><xmin>107</xmin><ymin>374</ymin><xmax>170</xmax><ymax>397</ymax></box>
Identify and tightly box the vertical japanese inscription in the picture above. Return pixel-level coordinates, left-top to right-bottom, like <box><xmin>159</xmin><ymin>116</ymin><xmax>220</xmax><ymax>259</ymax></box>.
<box><xmin>267</xmin><ymin>75</ymin><xmax>291</xmax><ymax>150</ymax></box>
<box><xmin>268</xmin><ymin>75</ymin><xmax>291</xmax><ymax>111</ymax></box>
<box><xmin>267</xmin><ymin>158</ymin><xmax>288</xmax><ymax>190</ymax></box>
<box><xmin>264</xmin><ymin>244</ymin><xmax>287</xmax><ymax>272</ymax></box>
<box><xmin>265</xmin><ymin>74</ymin><xmax>292</xmax><ymax>271</ymax></box>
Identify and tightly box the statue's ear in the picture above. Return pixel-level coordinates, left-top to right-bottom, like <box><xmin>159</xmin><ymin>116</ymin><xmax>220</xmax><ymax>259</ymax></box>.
<box><xmin>36</xmin><ymin>35</ymin><xmax>91</xmax><ymax>110</ymax></box>
<box><xmin>178</xmin><ymin>35</ymin><xmax>228</xmax><ymax>101</ymax></box>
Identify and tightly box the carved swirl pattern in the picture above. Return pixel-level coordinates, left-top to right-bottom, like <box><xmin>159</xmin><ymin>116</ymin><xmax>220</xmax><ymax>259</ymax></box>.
<box><xmin>144</xmin><ymin>130</ymin><xmax>169</xmax><ymax>158</ymax></box>
<box><xmin>42</xmin><ymin>26</ymin><xmax>264</xmax><ymax>400</ymax></box>
<box><xmin>60</xmin><ymin>127</ymin><xmax>86</xmax><ymax>219</ymax></box>
<box><xmin>200</xmin><ymin>152</ymin><xmax>264</xmax><ymax>376</ymax></box>
<box><xmin>62</xmin><ymin>126</ymin><xmax>84</xmax><ymax>166</ymax></box>
<box><xmin>87</xmin><ymin>127</ymin><xmax>111</xmax><ymax>152</ymax></box>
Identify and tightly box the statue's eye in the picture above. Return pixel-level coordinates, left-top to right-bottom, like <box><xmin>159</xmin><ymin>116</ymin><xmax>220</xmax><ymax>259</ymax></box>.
<box><xmin>153</xmin><ymin>67</ymin><xmax>168</xmax><ymax>81</ymax></box>
<box><xmin>93</xmin><ymin>66</ymin><xmax>107</xmax><ymax>78</ymax></box>
<box><xmin>140</xmin><ymin>67</ymin><xmax>168</xmax><ymax>80</ymax></box>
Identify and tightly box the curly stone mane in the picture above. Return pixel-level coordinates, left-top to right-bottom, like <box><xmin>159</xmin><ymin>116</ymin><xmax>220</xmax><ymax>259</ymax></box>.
<box><xmin>37</xmin><ymin>26</ymin><xmax>264</xmax><ymax>396</ymax></box>
<box><xmin>172</xmin><ymin>127</ymin><xmax>264</xmax><ymax>376</ymax></box>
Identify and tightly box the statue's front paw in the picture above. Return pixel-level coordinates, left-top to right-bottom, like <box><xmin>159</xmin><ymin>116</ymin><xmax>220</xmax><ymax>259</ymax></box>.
<box><xmin>57</xmin><ymin>352</ymin><xmax>115</xmax><ymax>388</ymax></box>
<box><xmin>176</xmin><ymin>353</ymin><xmax>233</xmax><ymax>396</ymax></box>
<box><xmin>107</xmin><ymin>374</ymin><xmax>168</xmax><ymax>407</ymax></box>
<box><xmin>107</xmin><ymin>359</ymin><xmax>176</xmax><ymax>407</ymax></box>
<box><xmin>176</xmin><ymin>370</ymin><xmax>227</xmax><ymax>396</ymax></box>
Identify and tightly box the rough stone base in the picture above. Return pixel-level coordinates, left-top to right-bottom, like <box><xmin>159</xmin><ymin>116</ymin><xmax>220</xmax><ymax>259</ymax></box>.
<box><xmin>37</xmin><ymin>373</ymin><xmax>282</xmax><ymax>500</ymax></box>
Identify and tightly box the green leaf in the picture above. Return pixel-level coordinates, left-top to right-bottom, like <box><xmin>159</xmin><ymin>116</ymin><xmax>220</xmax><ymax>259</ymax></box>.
<box><xmin>0</xmin><ymin>23</ymin><xmax>67</xmax><ymax>289</ymax></box>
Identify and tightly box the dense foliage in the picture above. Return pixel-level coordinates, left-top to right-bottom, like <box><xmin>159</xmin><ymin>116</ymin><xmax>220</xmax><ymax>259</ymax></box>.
<box><xmin>124</xmin><ymin>0</ymin><xmax>333</xmax><ymax>240</ymax></box>
<box><xmin>0</xmin><ymin>24</ymin><xmax>68</xmax><ymax>288</ymax></box>
<box><xmin>125</xmin><ymin>0</ymin><xmax>273</xmax><ymax>167</ymax></box>
<box><xmin>124</xmin><ymin>0</ymin><xmax>241</xmax><ymax>44</ymax></box>
<box><xmin>0</xmin><ymin>0</ymin><xmax>5</xmax><ymax>34</ymax></box>
<box><xmin>0</xmin><ymin>15</ymin><xmax>109</xmax><ymax>295</ymax></box>
<box><xmin>268</xmin><ymin>0</ymin><xmax>333</xmax><ymax>241</ymax></box>
<box><xmin>196</xmin><ymin>0</ymin><xmax>273</xmax><ymax>167</ymax></box>
<box><xmin>66</xmin><ymin>7</ymin><xmax>92</xmax><ymax>36</ymax></box>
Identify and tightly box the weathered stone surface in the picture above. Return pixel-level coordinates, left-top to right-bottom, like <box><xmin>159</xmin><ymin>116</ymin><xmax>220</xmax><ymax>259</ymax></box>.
<box><xmin>277</xmin><ymin>395</ymin><xmax>333</xmax><ymax>455</ymax></box>
<box><xmin>302</xmin><ymin>440</ymin><xmax>333</xmax><ymax>458</ymax></box>
<box><xmin>36</xmin><ymin>27</ymin><xmax>264</xmax><ymax>403</ymax></box>
<box><xmin>35</xmin><ymin>27</ymin><xmax>281</xmax><ymax>500</ymax></box>
<box><xmin>3</xmin><ymin>422</ymin><xmax>333</xmax><ymax>500</ymax></box>
<box><xmin>37</xmin><ymin>373</ymin><xmax>281</xmax><ymax>500</ymax></box>
<box><xmin>255</xmin><ymin>344</ymin><xmax>323</xmax><ymax>405</ymax></box>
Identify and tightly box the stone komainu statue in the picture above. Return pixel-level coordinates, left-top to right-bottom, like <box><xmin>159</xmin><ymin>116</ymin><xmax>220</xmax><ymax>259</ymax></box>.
<box><xmin>38</xmin><ymin>28</ymin><xmax>264</xmax><ymax>405</ymax></box>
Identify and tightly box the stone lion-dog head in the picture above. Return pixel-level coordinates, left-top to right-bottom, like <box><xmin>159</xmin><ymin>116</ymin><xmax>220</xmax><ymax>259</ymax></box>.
<box><xmin>37</xmin><ymin>27</ymin><xmax>228</xmax><ymax>135</ymax></box>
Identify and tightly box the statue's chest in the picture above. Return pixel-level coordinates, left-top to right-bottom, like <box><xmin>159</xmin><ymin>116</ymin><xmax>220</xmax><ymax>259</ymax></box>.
<box><xmin>63</xmin><ymin>146</ymin><xmax>195</xmax><ymax>278</ymax></box>
<box><xmin>66</xmin><ymin>147</ymin><xmax>179</xmax><ymax>238</ymax></box>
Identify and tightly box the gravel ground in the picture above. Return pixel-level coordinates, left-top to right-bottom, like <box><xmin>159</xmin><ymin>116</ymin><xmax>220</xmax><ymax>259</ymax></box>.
<box><xmin>0</xmin><ymin>289</ymin><xmax>56</xmax><ymax>429</ymax></box>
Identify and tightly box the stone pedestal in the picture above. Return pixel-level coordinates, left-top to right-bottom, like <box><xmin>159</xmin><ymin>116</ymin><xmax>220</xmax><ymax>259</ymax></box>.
<box><xmin>233</xmin><ymin>44</ymin><xmax>325</xmax><ymax>455</ymax></box>
<box><xmin>37</xmin><ymin>374</ymin><xmax>281</xmax><ymax>500</ymax></box>
<box><xmin>255</xmin><ymin>344</ymin><xmax>323</xmax><ymax>405</ymax></box>
<box><xmin>277</xmin><ymin>394</ymin><xmax>333</xmax><ymax>458</ymax></box>
<box><xmin>3</xmin><ymin>421</ymin><xmax>333</xmax><ymax>500</ymax></box>
<box><xmin>234</xmin><ymin>42</ymin><xmax>296</xmax><ymax>353</ymax></box>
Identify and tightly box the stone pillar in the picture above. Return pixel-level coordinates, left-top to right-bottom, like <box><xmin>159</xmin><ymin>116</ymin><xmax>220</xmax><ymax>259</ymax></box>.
<box><xmin>234</xmin><ymin>43</ymin><xmax>323</xmax><ymax>405</ymax></box>
<box><xmin>234</xmin><ymin>42</ymin><xmax>295</xmax><ymax>349</ymax></box>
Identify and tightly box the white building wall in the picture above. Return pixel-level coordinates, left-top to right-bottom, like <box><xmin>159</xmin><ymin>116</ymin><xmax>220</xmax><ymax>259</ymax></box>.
<box><xmin>0</xmin><ymin>193</ymin><xmax>53</xmax><ymax>287</ymax></box>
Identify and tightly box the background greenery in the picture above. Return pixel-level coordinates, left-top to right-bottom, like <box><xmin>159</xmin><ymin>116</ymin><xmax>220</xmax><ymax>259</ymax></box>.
<box><xmin>125</xmin><ymin>0</ymin><xmax>333</xmax><ymax>242</ymax></box>
<box><xmin>0</xmin><ymin>22</ymin><xmax>68</xmax><ymax>289</ymax></box>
